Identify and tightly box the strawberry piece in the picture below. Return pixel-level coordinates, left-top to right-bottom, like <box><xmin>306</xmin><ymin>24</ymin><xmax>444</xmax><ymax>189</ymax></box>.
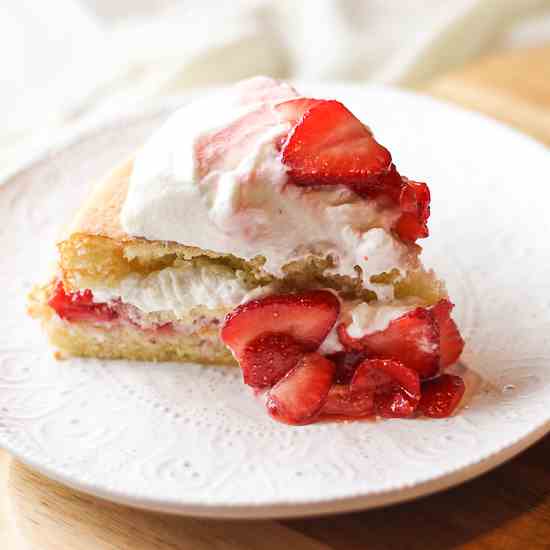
<box><xmin>48</xmin><ymin>281</ymin><xmax>117</xmax><ymax>323</ymax></box>
<box><xmin>266</xmin><ymin>353</ymin><xmax>335</xmax><ymax>425</ymax></box>
<box><xmin>352</xmin><ymin>358</ymin><xmax>421</xmax><ymax>400</ymax></box>
<box><xmin>341</xmin><ymin>359</ymin><xmax>421</xmax><ymax>418</ymax></box>
<box><xmin>394</xmin><ymin>213</ymin><xmax>428</xmax><ymax>242</ymax></box>
<box><xmin>221</xmin><ymin>290</ymin><xmax>340</xmax><ymax>358</ymax></box>
<box><xmin>395</xmin><ymin>180</ymin><xmax>430</xmax><ymax>242</ymax></box>
<box><xmin>400</xmin><ymin>180</ymin><xmax>430</xmax><ymax>221</ymax></box>
<box><xmin>349</xmin><ymin>163</ymin><xmax>403</xmax><ymax>205</ymax></box>
<box><xmin>280</xmin><ymin>100</ymin><xmax>392</xmax><ymax>187</ymax></box>
<box><xmin>431</xmin><ymin>300</ymin><xmax>465</xmax><ymax>368</ymax></box>
<box><xmin>322</xmin><ymin>384</ymin><xmax>374</xmax><ymax>417</ymax></box>
<box><xmin>418</xmin><ymin>374</ymin><xmax>465</xmax><ymax>418</ymax></box>
<box><xmin>338</xmin><ymin>308</ymin><xmax>440</xmax><ymax>378</ymax></box>
<box><xmin>325</xmin><ymin>350</ymin><xmax>368</xmax><ymax>384</ymax></box>
<box><xmin>375</xmin><ymin>388</ymin><xmax>419</xmax><ymax>418</ymax></box>
<box><xmin>240</xmin><ymin>333</ymin><xmax>302</xmax><ymax>388</ymax></box>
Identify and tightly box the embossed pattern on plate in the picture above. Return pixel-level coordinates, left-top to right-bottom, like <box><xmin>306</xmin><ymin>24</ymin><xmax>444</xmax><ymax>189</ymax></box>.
<box><xmin>1</xmin><ymin>85</ymin><xmax>549</xmax><ymax>518</ymax></box>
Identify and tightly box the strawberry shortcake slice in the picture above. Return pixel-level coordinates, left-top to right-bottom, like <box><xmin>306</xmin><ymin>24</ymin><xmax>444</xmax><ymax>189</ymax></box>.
<box><xmin>29</xmin><ymin>77</ymin><xmax>465</xmax><ymax>425</ymax></box>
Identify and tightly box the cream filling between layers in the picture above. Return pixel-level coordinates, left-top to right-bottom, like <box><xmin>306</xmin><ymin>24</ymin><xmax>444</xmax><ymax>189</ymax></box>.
<box><xmin>85</xmin><ymin>264</ymin><xmax>420</xmax><ymax>353</ymax></box>
<box><xmin>88</xmin><ymin>264</ymin><xmax>260</xmax><ymax>318</ymax></box>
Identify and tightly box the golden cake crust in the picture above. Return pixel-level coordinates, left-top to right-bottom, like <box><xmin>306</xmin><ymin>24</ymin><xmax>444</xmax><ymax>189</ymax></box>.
<box><xmin>67</xmin><ymin>159</ymin><xmax>133</xmax><ymax>242</ymax></box>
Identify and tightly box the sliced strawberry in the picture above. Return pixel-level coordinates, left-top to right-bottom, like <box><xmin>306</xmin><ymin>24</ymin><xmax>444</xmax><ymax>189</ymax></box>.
<box><xmin>431</xmin><ymin>300</ymin><xmax>465</xmax><ymax>368</ymax></box>
<box><xmin>240</xmin><ymin>332</ymin><xmax>302</xmax><ymax>388</ymax></box>
<box><xmin>418</xmin><ymin>374</ymin><xmax>465</xmax><ymax>418</ymax></box>
<box><xmin>394</xmin><ymin>213</ymin><xmax>428</xmax><ymax>242</ymax></box>
<box><xmin>221</xmin><ymin>290</ymin><xmax>340</xmax><ymax>358</ymax></box>
<box><xmin>321</xmin><ymin>359</ymin><xmax>420</xmax><ymax>419</ymax></box>
<box><xmin>48</xmin><ymin>281</ymin><xmax>117</xmax><ymax>323</ymax></box>
<box><xmin>325</xmin><ymin>350</ymin><xmax>368</xmax><ymax>384</ymax></box>
<box><xmin>352</xmin><ymin>358</ymin><xmax>420</xmax><ymax>400</ymax></box>
<box><xmin>349</xmin><ymin>163</ymin><xmax>403</xmax><ymax>205</ymax></box>
<box><xmin>375</xmin><ymin>388</ymin><xmax>419</xmax><ymax>418</ymax></box>
<box><xmin>321</xmin><ymin>384</ymin><xmax>374</xmax><ymax>417</ymax></box>
<box><xmin>394</xmin><ymin>180</ymin><xmax>430</xmax><ymax>242</ymax></box>
<box><xmin>266</xmin><ymin>353</ymin><xmax>335</xmax><ymax>425</ymax></box>
<box><xmin>400</xmin><ymin>180</ymin><xmax>430</xmax><ymax>220</ymax></box>
<box><xmin>338</xmin><ymin>308</ymin><xmax>440</xmax><ymax>379</ymax></box>
<box><xmin>281</xmin><ymin>100</ymin><xmax>392</xmax><ymax>187</ymax></box>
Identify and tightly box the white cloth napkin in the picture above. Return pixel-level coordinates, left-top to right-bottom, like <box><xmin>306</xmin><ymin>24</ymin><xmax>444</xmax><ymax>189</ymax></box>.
<box><xmin>2</xmin><ymin>0</ymin><xmax>550</xmax><ymax>177</ymax></box>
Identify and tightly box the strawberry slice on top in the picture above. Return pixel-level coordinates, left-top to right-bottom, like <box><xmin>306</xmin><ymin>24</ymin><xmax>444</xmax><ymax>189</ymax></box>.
<box><xmin>279</xmin><ymin>99</ymin><xmax>392</xmax><ymax>187</ymax></box>
<box><xmin>277</xmin><ymin>97</ymin><xmax>431</xmax><ymax>243</ymax></box>
<box><xmin>395</xmin><ymin>180</ymin><xmax>431</xmax><ymax>242</ymax></box>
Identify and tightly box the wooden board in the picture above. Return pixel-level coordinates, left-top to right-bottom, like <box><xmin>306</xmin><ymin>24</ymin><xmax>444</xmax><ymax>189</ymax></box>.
<box><xmin>2</xmin><ymin>45</ymin><xmax>550</xmax><ymax>549</ymax></box>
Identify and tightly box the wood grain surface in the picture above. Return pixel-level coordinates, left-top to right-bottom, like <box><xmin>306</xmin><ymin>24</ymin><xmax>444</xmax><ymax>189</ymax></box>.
<box><xmin>1</xmin><ymin>45</ymin><xmax>550</xmax><ymax>549</ymax></box>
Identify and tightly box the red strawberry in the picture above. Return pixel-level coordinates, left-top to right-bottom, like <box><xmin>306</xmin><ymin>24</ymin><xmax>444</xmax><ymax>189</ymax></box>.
<box><xmin>325</xmin><ymin>350</ymin><xmax>368</xmax><ymax>384</ymax></box>
<box><xmin>431</xmin><ymin>300</ymin><xmax>465</xmax><ymax>368</ymax></box>
<box><xmin>418</xmin><ymin>374</ymin><xmax>465</xmax><ymax>418</ymax></box>
<box><xmin>321</xmin><ymin>384</ymin><xmax>374</xmax><ymax>417</ymax></box>
<box><xmin>352</xmin><ymin>358</ymin><xmax>420</xmax><ymax>400</ymax></box>
<box><xmin>338</xmin><ymin>308</ymin><xmax>440</xmax><ymax>378</ymax></box>
<box><xmin>341</xmin><ymin>359</ymin><xmax>421</xmax><ymax>418</ymax></box>
<box><xmin>349</xmin><ymin>163</ymin><xmax>403</xmax><ymax>205</ymax></box>
<box><xmin>240</xmin><ymin>333</ymin><xmax>302</xmax><ymax>388</ymax></box>
<box><xmin>375</xmin><ymin>388</ymin><xmax>419</xmax><ymax>418</ymax></box>
<box><xmin>266</xmin><ymin>353</ymin><xmax>335</xmax><ymax>425</ymax></box>
<box><xmin>280</xmin><ymin>100</ymin><xmax>392</xmax><ymax>187</ymax></box>
<box><xmin>48</xmin><ymin>281</ymin><xmax>117</xmax><ymax>323</ymax></box>
<box><xmin>221</xmin><ymin>290</ymin><xmax>340</xmax><ymax>358</ymax></box>
<box><xmin>395</xmin><ymin>180</ymin><xmax>430</xmax><ymax>242</ymax></box>
<box><xmin>394</xmin><ymin>213</ymin><xmax>428</xmax><ymax>242</ymax></box>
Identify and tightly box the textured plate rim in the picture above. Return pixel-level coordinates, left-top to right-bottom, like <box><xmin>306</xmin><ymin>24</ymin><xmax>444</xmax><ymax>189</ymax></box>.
<box><xmin>4</xmin><ymin>419</ymin><xmax>548</xmax><ymax>519</ymax></box>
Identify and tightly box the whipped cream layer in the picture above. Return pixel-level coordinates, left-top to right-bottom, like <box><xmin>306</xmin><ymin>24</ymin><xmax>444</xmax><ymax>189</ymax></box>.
<box><xmin>346</xmin><ymin>300</ymin><xmax>417</xmax><ymax>338</ymax></box>
<box><xmin>89</xmin><ymin>264</ymin><xmax>256</xmax><ymax>317</ymax></box>
<box><xmin>121</xmin><ymin>77</ymin><xmax>418</xmax><ymax>297</ymax></box>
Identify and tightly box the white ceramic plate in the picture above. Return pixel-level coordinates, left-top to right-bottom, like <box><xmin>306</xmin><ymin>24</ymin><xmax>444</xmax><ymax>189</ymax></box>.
<box><xmin>1</xmin><ymin>85</ymin><xmax>549</xmax><ymax>519</ymax></box>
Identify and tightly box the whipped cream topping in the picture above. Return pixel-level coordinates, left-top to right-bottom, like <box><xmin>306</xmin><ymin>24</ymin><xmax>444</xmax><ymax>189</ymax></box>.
<box><xmin>121</xmin><ymin>77</ymin><xmax>418</xmax><ymax>297</ymax></box>
<box><xmin>346</xmin><ymin>301</ymin><xmax>417</xmax><ymax>338</ymax></box>
<box><xmin>89</xmin><ymin>264</ymin><xmax>257</xmax><ymax>317</ymax></box>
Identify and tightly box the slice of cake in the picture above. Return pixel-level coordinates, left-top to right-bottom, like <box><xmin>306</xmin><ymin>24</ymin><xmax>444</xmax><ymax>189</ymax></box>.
<box><xmin>29</xmin><ymin>77</ymin><xmax>465</xmax><ymax>425</ymax></box>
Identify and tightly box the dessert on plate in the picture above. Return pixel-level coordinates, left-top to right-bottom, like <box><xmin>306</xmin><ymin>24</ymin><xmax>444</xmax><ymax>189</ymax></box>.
<box><xmin>29</xmin><ymin>76</ymin><xmax>465</xmax><ymax>425</ymax></box>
